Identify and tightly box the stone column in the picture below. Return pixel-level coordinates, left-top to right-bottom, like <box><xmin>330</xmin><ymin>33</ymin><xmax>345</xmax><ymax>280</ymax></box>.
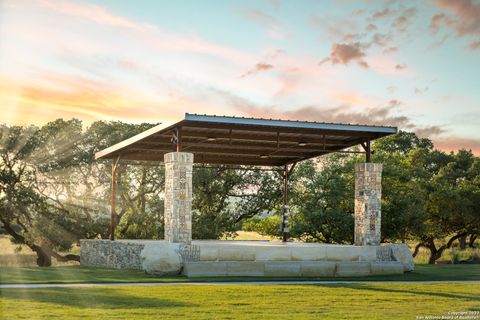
<box><xmin>164</xmin><ymin>152</ymin><xmax>193</xmax><ymax>244</ymax></box>
<box><xmin>354</xmin><ymin>163</ymin><xmax>382</xmax><ymax>246</ymax></box>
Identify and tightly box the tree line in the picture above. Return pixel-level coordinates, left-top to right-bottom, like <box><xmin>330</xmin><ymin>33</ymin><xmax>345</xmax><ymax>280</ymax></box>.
<box><xmin>0</xmin><ymin>119</ymin><xmax>478</xmax><ymax>266</ymax></box>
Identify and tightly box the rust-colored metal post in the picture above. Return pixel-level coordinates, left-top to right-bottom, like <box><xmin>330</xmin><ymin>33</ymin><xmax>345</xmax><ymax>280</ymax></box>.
<box><xmin>365</xmin><ymin>139</ymin><xmax>371</xmax><ymax>163</ymax></box>
<box><xmin>282</xmin><ymin>164</ymin><xmax>289</xmax><ymax>242</ymax></box>
<box><xmin>109</xmin><ymin>157</ymin><xmax>119</xmax><ymax>241</ymax></box>
<box><xmin>176</xmin><ymin>127</ymin><xmax>182</xmax><ymax>152</ymax></box>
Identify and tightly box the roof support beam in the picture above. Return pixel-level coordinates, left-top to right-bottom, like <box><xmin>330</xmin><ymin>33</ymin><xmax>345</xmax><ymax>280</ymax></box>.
<box><xmin>360</xmin><ymin>139</ymin><xmax>372</xmax><ymax>163</ymax></box>
<box><xmin>181</xmin><ymin>122</ymin><xmax>382</xmax><ymax>138</ymax></box>
<box><xmin>146</xmin><ymin>131</ymin><xmax>352</xmax><ymax>146</ymax></box>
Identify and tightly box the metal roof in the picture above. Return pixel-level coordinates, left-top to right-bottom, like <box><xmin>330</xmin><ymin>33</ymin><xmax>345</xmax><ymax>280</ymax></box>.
<box><xmin>95</xmin><ymin>113</ymin><xmax>397</xmax><ymax>166</ymax></box>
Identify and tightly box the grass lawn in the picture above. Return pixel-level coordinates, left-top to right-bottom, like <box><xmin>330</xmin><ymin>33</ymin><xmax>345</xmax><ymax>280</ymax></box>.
<box><xmin>1</xmin><ymin>265</ymin><xmax>479</xmax><ymax>319</ymax></box>
<box><xmin>1</xmin><ymin>283</ymin><xmax>479</xmax><ymax>319</ymax></box>
<box><xmin>1</xmin><ymin>264</ymin><xmax>480</xmax><ymax>284</ymax></box>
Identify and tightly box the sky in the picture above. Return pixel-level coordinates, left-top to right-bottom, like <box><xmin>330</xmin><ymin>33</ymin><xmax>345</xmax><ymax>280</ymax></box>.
<box><xmin>0</xmin><ymin>0</ymin><xmax>479</xmax><ymax>154</ymax></box>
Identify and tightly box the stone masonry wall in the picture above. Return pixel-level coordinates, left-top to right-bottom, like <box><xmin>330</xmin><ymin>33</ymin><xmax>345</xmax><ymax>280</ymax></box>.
<box><xmin>80</xmin><ymin>240</ymin><xmax>200</xmax><ymax>269</ymax></box>
<box><xmin>164</xmin><ymin>152</ymin><xmax>193</xmax><ymax>244</ymax></box>
<box><xmin>80</xmin><ymin>240</ymin><xmax>146</xmax><ymax>269</ymax></box>
<box><xmin>354</xmin><ymin>163</ymin><xmax>382</xmax><ymax>246</ymax></box>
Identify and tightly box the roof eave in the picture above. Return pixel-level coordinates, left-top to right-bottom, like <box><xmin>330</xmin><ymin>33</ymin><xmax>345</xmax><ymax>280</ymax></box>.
<box><xmin>94</xmin><ymin>119</ymin><xmax>181</xmax><ymax>160</ymax></box>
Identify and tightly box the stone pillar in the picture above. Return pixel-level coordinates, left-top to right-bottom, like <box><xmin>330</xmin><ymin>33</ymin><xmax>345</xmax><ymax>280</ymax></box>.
<box><xmin>354</xmin><ymin>163</ymin><xmax>382</xmax><ymax>246</ymax></box>
<box><xmin>164</xmin><ymin>152</ymin><xmax>193</xmax><ymax>244</ymax></box>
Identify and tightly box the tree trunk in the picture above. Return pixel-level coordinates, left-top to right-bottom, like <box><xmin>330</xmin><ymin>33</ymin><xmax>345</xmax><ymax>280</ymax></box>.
<box><xmin>426</xmin><ymin>239</ymin><xmax>439</xmax><ymax>264</ymax></box>
<box><xmin>52</xmin><ymin>252</ymin><xmax>80</xmax><ymax>263</ymax></box>
<box><xmin>426</xmin><ymin>233</ymin><xmax>468</xmax><ymax>264</ymax></box>
<box><xmin>469</xmin><ymin>234</ymin><xmax>478</xmax><ymax>248</ymax></box>
<box><xmin>0</xmin><ymin>218</ymin><xmax>78</xmax><ymax>266</ymax></box>
<box><xmin>412</xmin><ymin>243</ymin><xmax>424</xmax><ymax>257</ymax></box>
<box><xmin>32</xmin><ymin>245</ymin><xmax>52</xmax><ymax>267</ymax></box>
<box><xmin>459</xmin><ymin>234</ymin><xmax>467</xmax><ymax>250</ymax></box>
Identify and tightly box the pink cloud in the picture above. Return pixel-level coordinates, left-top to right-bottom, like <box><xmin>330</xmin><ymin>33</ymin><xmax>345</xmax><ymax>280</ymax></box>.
<box><xmin>239</xmin><ymin>9</ymin><xmax>289</xmax><ymax>39</ymax></box>
<box><xmin>320</xmin><ymin>43</ymin><xmax>369</xmax><ymax>68</ymax></box>
<box><xmin>240</xmin><ymin>62</ymin><xmax>275</xmax><ymax>78</ymax></box>
<box><xmin>372</xmin><ymin>8</ymin><xmax>393</xmax><ymax>19</ymax></box>
<box><xmin>434</xmin><ymin>137</ymin><xmax>480</xmax><ymax>155</ymax></box>
<box><xmin>392</xmin><ymin>7</ymin><xmax>417</xmax><ymax>32</ymax></box>
<box><xmin>432</xmin><ymin>0</ymin><xmax>480</xmax><ymax>49</ymax></box>
<box><xmin>33</xmin><ymin>0</ymin><xmax>154</xmax><ymax>31</ymax></box>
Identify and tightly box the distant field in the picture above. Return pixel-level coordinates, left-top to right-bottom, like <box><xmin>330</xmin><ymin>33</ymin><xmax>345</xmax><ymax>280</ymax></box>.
<box><xmin>1</xmin><ymin>283</ymin><xmax>479</xmax><ymax>320</ymax></box>
<box><xmin>0</xmin><ymin>235</ymin><xmax>79</xmax><ymax>267</ymax></box>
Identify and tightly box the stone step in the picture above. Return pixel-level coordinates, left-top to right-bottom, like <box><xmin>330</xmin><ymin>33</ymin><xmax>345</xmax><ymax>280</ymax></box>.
<box><xmin>182</xmin><ymin>260</ymin><xmax>404</xmax><ymax>277</ymax></box>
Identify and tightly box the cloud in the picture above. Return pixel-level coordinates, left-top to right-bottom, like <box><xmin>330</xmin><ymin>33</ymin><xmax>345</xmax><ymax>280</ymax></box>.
<box><xmin>395</xmin><ymin>63</ymin><xmax>407</xmax><ymax>70</ymax></box>
<box><xmin>310</xmin><ymin>14</ymin><xmax>359</xmax><ymax>40</ymax></box>
<box><xmin>241</xmin><ymin>62</ymin><xmax>275</xmax><ymax>78</ymax></box>
<box><xmin>372</xmin><ymin>8</ymin><xmax>393</xmax><ymax>19</ymax></box>
<box><xmin>371</xmin><ymin>33</ymin><xmax>393</xmax><ymax>47</ymax></box>
<box><xmin>430</xmin><ymin>13</ymin><xmax>446</xmax><ymax>33</ymax></box>
<box><xmin>8</xmin><ymin>0</ymin><xmax>255</xmax><ymax>64</ymax></box>
<box><xmin>383</xmin><ymin>46</ymin><xmax>398</xmax><ymax>54</ymax></box>
<box><xmin>366</xmin><ymin>23</ymin><xmax>378</xmax><ymax>32</ymax></box>
<box><xmin>213</xmin><ymin>89</ymin><xmax>429</xmax><ymax>133</ymax></box>
<box><xmin>239</xmin><ymin>9</ymin><xmax>288</xmax><ymax>39</ymax></box>
<box><xmin>415</xmin><ymin>125</ymin><xmax>445</xmax><ymax>137</ymax></box>
<box><xmin>431</xmin><ymin>0</ymin><xmax>480</xmax><ymax>49</ymax></box>
<box><xmin>469</xmin><ymin>40</ymin><xmax>480</xmax><ymax>49</ymax></box>
<box><xmin>320</xmin><ymin>43</ymin><xmax>369</xmax><ymax>68</ymax></box>
<box><xmin>434</xmin><ymin>137</ymin><xmax>480</xmax><ymax>155</ymax></box>
<box><xmin>0</xmin><ymin>73</ymin><xmax>190</xmax><ymax>124</ymax></box>
<box><xmin>414</xmin><ymin>87</ymin><xmax>429</xmax><ymax>94</ymax></box>
<box><xmin>29</xmin><ymin>0</ymin><xmax>154</xmax><ymax>31</ymax></box>
<box><xmin>211</xmin><ymin>90</ymin><xmax>462</xmax><ymax>150</ymax></box>
<box><xmin>393</xmin><ymin>7</ymin><xmax>417</xmax><ymax>31</ymax></box>
<box><xmin>388</xmin><ymin>99</ymin><xmax>401</xmax><ymax>107</ymax></box>
<box><xmin>387</xmin><ymin>85</ymin><xmax>397</xmax><ymax>94</ymax></box>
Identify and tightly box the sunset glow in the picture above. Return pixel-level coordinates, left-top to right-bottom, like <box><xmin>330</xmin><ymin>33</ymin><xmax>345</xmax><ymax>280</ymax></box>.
<box><xmin>1</xmin><ymin>0</ymin><xmax>479</xmax><ymax>153</ymax></box>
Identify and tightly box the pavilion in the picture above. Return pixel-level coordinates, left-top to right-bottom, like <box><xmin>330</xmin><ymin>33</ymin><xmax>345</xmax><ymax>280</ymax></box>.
<box><xmin>81</xmin><ymin>113</ymin><xmax>414</xmax><ymax>277</ymax></box>
<box><xmin>95</xmin><ymin>113</ymin><xmax>396</xmax><ymax>244</ymax></box>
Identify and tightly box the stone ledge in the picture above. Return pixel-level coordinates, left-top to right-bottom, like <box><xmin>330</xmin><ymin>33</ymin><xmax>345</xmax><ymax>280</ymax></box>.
<box><xmin>370</xmin><ymin>261</ymin><xmax>404</xmax><ymax>275</ymax></box>
<box><xmin>226</xmin><ymin>261</ymin><xmax>264</xmax><ymax>277</ymax></box>
<box><xmin>80</xmin><ymin>240</ymin><xmax>414</xmax><ymax>275</ymax></box>
<box><xmin>300</xmin><ymin>261</ymin><xmax>336</xmax><ymax>277</ymax></box>
<box><xmin>264</xmin><ymin>261</ymin><xmax>301</xmax><ymax>277</ymax></box>
<box><xmin>255</xmin><ymin>247</ymin><xmax>292</xmax><ymax>261</ymax></box>
<box><xmin>182</xmin><ymin>260</ymin><xmax>404</xmax><ymax>277</ymax></box>
<box><xmin>335</xmin><ymin>261</ymin><xmax>371</xmax><ymax>277</ymax></box>
<box><xmin>183</xmin><ymin>261</ymin><xmax>227</xmax><ymax>277</ymax></box>
<box><xmin>218</xmin><ymin>247</ymin><xmax>256</xmax><ymax>261</ymax></box>
<box><xmin>325</xmin><ymin>245</ymin><xmax>376</xmax><ymax>261</ymax></box>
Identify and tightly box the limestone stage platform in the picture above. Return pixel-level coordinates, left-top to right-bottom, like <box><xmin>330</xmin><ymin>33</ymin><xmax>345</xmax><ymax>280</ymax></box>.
<box><xmin>80</xmin><ymin>239</ymin><xmax>414</xmax><ymax>277</ymax></box>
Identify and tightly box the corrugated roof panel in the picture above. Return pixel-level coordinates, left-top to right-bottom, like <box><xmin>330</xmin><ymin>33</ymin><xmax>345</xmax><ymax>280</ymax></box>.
<box><xmin>95</xmin><ymin>113</ymin><xmax>397</xmax><ymax>166</ymax></box>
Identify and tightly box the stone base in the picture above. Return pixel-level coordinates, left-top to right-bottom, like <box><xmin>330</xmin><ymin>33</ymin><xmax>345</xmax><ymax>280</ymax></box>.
<box><xmin>183</xmin><ymin>260</ymin><xmax>404</xmax><ymax>277</ymax></box>
<box><xmin>80</xmin><ymin>240</ymin><xmax>413</xmax><ymax>276</ymax></box>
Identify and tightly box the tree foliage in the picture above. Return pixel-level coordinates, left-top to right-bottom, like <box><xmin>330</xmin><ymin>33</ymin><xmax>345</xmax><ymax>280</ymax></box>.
<box><xmin>1</xmin><ymin>120</ymin><xmax>478</xmax><ymax>267</ymax></box>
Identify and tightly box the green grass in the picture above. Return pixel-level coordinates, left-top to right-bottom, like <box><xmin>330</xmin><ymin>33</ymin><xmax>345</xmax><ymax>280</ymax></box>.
<box><xmin>1</xmin><ymin>283</ymin><xmax>479</xmax><ymax>319</ymax></box>
<box><xmin>1</xmin><ymin>264</ymin><xmax>480</xmax><ymax>284</ymax></box>
<box><xmin>0</xmin><ymin>266</ymin><xmax>184</xmax><ymax>284</ymax></box>
<box><xmin>1</xmin><ymin>265</ymin><xmax>479</xmax><ymax>319</ymax></box>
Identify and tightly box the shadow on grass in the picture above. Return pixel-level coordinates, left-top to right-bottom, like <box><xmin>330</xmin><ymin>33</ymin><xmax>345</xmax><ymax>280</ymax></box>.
<box><xmin>0</xmin><ymin>266</ymin><xmax>186</xmax><ymax>284</ymax></box>
<box><xmin>0</xmin><ymin>287</ymin><xmax>194</xmax><ymax>309</ymax></box>
<box><xmin>318</xmin><ymin>283</ymin><xmax>480</xmax><ymax>302</ymax></box>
